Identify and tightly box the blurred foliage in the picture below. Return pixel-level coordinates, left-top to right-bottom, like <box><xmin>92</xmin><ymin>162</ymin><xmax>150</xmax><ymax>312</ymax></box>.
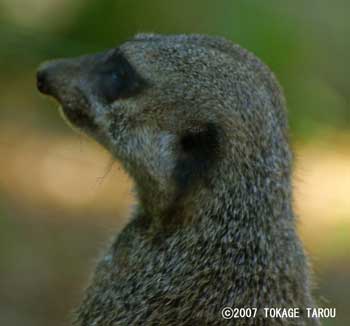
<box><xmin>0</xmin><ymin>0</ymin><xmax>349</xmax><ymax>139</ymax></box>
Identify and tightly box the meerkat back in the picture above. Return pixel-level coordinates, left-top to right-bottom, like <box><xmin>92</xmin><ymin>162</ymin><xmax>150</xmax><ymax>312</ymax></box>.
<box><xmin>37</xmin><ymin>34</ymin><xmax>319</xmax><ymax>325</ymax></box>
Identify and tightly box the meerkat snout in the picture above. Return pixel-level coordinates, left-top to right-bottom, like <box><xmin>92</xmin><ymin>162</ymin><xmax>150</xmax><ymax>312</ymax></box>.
<box><xmin>37</xmin><ymin>59</ymin><xmax>77</xmax><ymax>97</ymax></box>
<box><xmin>36</xmin><ymin>65</ymin><xmax>50</xmax><ymax>95</ymax></box>
<box><xmin>36</xmin><ymin>49</ymin><xmax>148</xmax><ymax>145</ymax></box>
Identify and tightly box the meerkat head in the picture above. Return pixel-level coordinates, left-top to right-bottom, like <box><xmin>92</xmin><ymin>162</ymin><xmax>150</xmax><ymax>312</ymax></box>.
<box><xmin>37</xmin><ymin>34</ymin><xmax>289</xmax><ymax>221</ymax></box>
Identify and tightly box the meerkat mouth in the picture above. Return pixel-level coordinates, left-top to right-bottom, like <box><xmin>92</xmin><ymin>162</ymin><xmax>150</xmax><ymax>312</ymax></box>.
<box><xmin>53</xmin><ymin>83</ymin><xmax>99</xmax><ymax>133</ymax></box>
<box><xmin>36</xmin><ymin>58</ymin><xmax>99</xmax><ymax>133</ymax></box>
<box><xmin>62</xmin><ymin>105</ymin><xmax>90</xmax><ymax>126</ymax></box>
<box><xmin>60</xmin><ymin>104</ymin><xmax>98</xmax><ymax>133</ymax></box>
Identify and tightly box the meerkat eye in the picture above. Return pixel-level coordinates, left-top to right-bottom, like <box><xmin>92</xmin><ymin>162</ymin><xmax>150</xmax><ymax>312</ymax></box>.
<box><xmin>96</xmin><ymin>51</ymin><xmax>145</xmax><ymax>103</ymax></box>
<box><xmin>111</xmin><ymin>72</ymin><xmax>119</xmax><ymax>81</ymax></box>
<box><xmin>100</xmin><ymin>71</ymin><xmax>125</xmax><ymax>102</ymax></box>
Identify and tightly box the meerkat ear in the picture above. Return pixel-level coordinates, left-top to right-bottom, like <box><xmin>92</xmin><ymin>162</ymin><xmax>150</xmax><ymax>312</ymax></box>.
<box><xmin>174</xmin><ymin>123</ymin><xmax>220</xmax><ymax>188</ymax></box>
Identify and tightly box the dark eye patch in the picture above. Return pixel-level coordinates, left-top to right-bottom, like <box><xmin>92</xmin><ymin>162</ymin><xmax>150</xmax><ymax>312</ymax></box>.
<box><xmin>94</xmin><ymin>50</ymin><xmax>145</xmax><ymax>103</ymax></box>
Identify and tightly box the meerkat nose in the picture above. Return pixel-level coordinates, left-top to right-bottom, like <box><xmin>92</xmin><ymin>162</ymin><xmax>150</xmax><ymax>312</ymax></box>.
<box><xmin>37</xmin><ymin>60</ymin><xmax>67</xmax><ymax>96</ymax></box>
<box><xmin>36</xmin><ymin>66</ymin><xmax>50</xmax><ymax>94</ymax></box>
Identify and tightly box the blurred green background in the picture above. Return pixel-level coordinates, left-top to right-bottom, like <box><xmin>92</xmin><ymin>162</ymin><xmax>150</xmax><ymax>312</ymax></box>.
<box><xmin>0</xmin><ymin>1</ymin><xmax>349</xmax><ymax>325</ymax></box>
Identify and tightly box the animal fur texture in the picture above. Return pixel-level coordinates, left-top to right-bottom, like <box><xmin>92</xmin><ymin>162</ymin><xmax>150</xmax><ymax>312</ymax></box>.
<box><xmin>37</xmin><ymin>34</ymin><xmax>319</xmax><ymax>325</ymax></box>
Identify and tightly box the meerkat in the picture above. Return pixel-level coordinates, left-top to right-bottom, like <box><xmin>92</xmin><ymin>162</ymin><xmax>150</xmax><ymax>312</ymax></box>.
<box><xmin>37</xmin><ymin>34</ymin><xmax>319</xmax><ymax>325</ymax></box>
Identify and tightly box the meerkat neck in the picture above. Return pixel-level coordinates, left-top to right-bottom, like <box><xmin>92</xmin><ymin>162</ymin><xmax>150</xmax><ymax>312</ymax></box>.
<box><xmin>135</xmin><ymin>165</ymin><xmax>294</xmax><ymax>237</ymax></box>
<box><xmin>198</xmin><ymin>176</ymin><xmax>293</xmax><ymax>230</ymax></box>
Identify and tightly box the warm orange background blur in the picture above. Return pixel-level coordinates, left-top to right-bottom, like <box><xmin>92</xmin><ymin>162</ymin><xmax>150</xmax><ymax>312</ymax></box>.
<box><xmin>0</xmin><ymin>1</ymin><xmax>349</xmax><ymax>325</ymax></box>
